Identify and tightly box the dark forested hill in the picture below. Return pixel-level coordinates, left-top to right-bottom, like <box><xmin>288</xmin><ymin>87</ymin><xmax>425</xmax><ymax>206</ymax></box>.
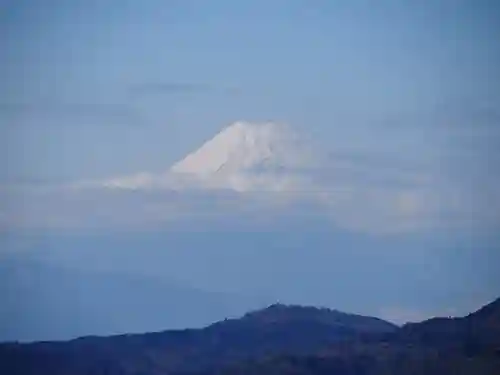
<box><xmin>0</xmin><ymin>304</ymin><xmax>396</xmax><ymax>375</ymax></box>
<box><xmin>192</xmin><ymin>298</ymin><xmax>500</xmax><ymax>375</ymax></box>
<box><xmin>396</xmin><ymin>297</ymin><xmax>500</xmax><ymax>351</ymax></box>
<box><xmin>1</xmin><ymin>299</ymin><xmax>499</xmax><ymax>375</ymax></box>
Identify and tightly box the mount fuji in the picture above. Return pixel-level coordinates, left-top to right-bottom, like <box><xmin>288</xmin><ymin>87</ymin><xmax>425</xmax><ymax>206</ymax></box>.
<box><xmin>25</xmin><ymin>120</ymin><xmax>447</xmax><ymax>234</ymax></box>
<box><xmin>171</xmin><ymin>121</ymin><xmax>316</xmax><ymax>176</ymax></box>
<box><xmin>81</xmin><ymin>121</ymin><xmax>322</xmax><ymax>192</ymax></box>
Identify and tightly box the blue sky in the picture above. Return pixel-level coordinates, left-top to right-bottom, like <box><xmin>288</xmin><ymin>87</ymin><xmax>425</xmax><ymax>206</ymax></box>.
<box><xmin>1</xmin><ymin>0</ymin><xmax>500</xmax><ymax>335</ymax></box>
<box><xmin>2</xmin><ymin>0</ymin><xmax>499</xmax><ymax>180</ymax></box>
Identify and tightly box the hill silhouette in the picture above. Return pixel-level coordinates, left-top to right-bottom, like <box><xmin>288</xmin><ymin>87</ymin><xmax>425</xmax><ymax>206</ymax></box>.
<box><xmin>1</xmin><ymin>298</ymin><xmax>499</xmax><ymax>375</ymax></box>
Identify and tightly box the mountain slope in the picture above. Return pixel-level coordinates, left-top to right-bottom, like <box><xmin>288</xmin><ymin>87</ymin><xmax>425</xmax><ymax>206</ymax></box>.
<box><xmin>171</xmin><ymin>122</ymin><xmax>315</xmax><ymax>176</ymax></box>
<box><xmin>2</xmin><ymin>298</ymin><xmax>499</xmax><ymax>375</ymax></box>
<box><xmin>395</xmin><ymin>297</ymin><xmax>500</xmax><ymax>352</ymax></box>
<box><xmin>193</xmin><ymin>298</ymin><xmax>500</xmax><ymax>375</ymax></box>
<box><xmin>169</xmin><ymin>121</ymin><xmax>318</xmax><ymax>192</ymax></box>
<box><xmin>0</xmin><ymin>304</ymin><xmax>397</xmax><ymax>375</ymax></box>
<box><xmin>193</xmin><ymin>346</ymin><xmax>500</xmax><ymax>375</ymax></box>
<box><xmin>234</xmin><ymin>304</ymin><xmax>396</xmax><ymax>333</ymax></box>
<box><xmin>78</xmin><ymin>121</ymin><xmax>319</xmax><ymax>192</ymax></box>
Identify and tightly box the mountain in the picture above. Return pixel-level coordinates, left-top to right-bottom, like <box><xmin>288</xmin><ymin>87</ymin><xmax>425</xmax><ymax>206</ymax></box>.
<box><xmin>1</xmin><ymin>298</ymin><xmax>499</xmax><ymax>375</ymax></box>
<box><xmin>0</xmin><ymin>259</ymin><xmax>260</xmax><ymax>342</ymax></box>
<box><xmin>169</xmin><ymin>121</ymin><xmax>317</xmax><ymax>192</ymax></box>
<box><xmin>193</xmin><ymin>345</ymin><xmax>500</xmax><ymax>375</ymax></box>
<box><xmin>395</xmin><ymin>297</ymin><xmax>500</xmax><ymax>352</ymax></box>
<box><xmin>234</xmin><ymin>304</ymin><xmax>396</xmax><ymax>334</ymax></box>
<box><xmin>0</xmin><ymin>304</ymin><xmax>397</xmax><ymax>375</ymax></box>
<box><xmin>171</xmin><ymin>121</ymin><xmax>316</xmax><ymax>175</ymax></box>
<box><xmin>76</xmin><ymin>121</ymin><xmax>319</xmax><ymax>192</ymax></box>
<box><xmin>193</xmin><ymin>298</ymin><xmax>500</xmax><ymax>375</ymax></box>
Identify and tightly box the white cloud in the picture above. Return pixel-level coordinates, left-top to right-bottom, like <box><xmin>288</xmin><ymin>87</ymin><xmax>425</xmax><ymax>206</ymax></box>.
<box><xmin>1</xmin><ymin>169</ymin><xmax>493</xmax><ymax>236</ymax></box>
<box><xmin>2</xmin><ymin>121</ymin><xmax>498</xmax><ymax>236</ymax></box>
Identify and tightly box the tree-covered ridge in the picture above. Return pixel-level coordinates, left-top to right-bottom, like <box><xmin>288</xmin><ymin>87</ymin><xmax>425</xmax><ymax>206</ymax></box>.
<box><xmin>1</xmin><ymin>298</ymin><xmax>499</xmax><ymax>375</ymax></box>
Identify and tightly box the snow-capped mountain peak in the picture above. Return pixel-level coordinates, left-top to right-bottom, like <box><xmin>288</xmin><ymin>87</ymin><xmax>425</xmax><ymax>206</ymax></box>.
<box><xmin>74</xmin><ymin>121</ymin><xmax>317</xmax><ymax>192</ymax></box>
<box><xmin>170</xmin><ymin>121</ymin><xmax>314</xmax><ymax>177</ymax></box>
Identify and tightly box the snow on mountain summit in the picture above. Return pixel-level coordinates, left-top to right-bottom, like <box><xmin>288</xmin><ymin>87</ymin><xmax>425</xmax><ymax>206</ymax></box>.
<box><xmin>170</xmin><ymin>121</ymin><xmax>315</xmax><ymax>177</ymax></box>
<box><xmin>74</xmin><ymin>121</ymin><xmax>318</xmax><ymax>192</ymax></box>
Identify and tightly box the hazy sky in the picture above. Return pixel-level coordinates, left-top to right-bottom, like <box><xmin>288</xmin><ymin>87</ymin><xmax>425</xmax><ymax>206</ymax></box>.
<box><xmin>2</xmin><ymin>0</ymin><xmax>499</xmax><ymax>181</ymax></box>
<box><xmin>1</xmin><ymin>0</ymin><xmax>500</xmax><ymax>332</ymax></box>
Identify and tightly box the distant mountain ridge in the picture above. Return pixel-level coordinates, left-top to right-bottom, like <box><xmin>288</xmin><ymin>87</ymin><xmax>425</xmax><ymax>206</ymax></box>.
<box><xmin>1</xmin><ymin>298</ymin><xmax>499</xmax><ymax>375</ymax></box>
<box><xmin>395</xmin><ymin>296</ymin><xmax>500</xmax><ymax>351</ymax></box>
<box><xmin>236</xmin><ymin>304</ymin><xmax>396</xmax><ymax>333</ymax></box>
<box><xmin>0</xmin><ymin>303</ymin><xmax>397</xmax><ymax>375</ymax></box>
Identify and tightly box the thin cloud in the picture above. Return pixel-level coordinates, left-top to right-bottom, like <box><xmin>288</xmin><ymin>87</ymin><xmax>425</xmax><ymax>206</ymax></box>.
<box><xmin>2</xmin><ymin>164</ymin><xmax>494</xmax><ymax>236</ymax></box>
<box><xmin>382</xmin><ymin>96</ymin><xmax>500</xmax><ymax>131</ymax></box>
<box><xmin>0</xmin><ymin>82</ymin><xmax>242</xmax><ymax>125</ymax></box>
<box><xmin>0</xmin><ymin>101</ymin><xmax>140</xmax><ymax>126</ymax></box>
<box><xmin>127</xmin><ymin>82</ymin><xmax>240</xmax><ymax>99</ymax></box>
<box><xmin>2</xmin><ymin>115</ymin><xmax>497</xmax><ymax>235</ymax></box>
